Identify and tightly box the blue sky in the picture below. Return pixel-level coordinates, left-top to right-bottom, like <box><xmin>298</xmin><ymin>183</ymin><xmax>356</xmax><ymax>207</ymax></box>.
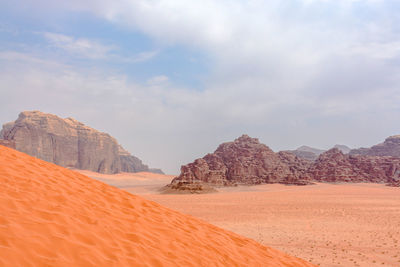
<box><xmin>1</xmin><ymin>0</ymin><xmax>400</xmax><ymax>174</ymax></box>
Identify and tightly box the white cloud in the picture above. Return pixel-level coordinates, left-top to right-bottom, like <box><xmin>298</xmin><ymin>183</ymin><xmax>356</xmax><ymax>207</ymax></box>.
<box><xmin>42</xmin><ymin>32</ymin><xmax>115</xmax><ymax>59</ymax></box>
<box><xmin>40</xmin><ymin>32</ymin><xmax>159</xmax><ymax>63</ymax></box>
<box><xmin>2</xmin><ymin>1</ymin><xmax>400</xmax><ymax>172</ymax></box>
<box><xmin>147</xmin><ymin>75</ymin><xmax>169</xmax><ymax>85</ymax></box>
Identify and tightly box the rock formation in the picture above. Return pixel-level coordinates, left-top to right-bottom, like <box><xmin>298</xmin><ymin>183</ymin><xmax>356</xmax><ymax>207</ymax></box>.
<box><xmin>308</xmin><ymin>148</ymin><xmax>400</xmax><ymax>183</ymax></box>
<box><xmin>0</xmin><ymin>139</ymin><xmax>15</xmax><ymax>149</ymax></box>
<box><xmin>350</xmin><ymin>135</ymin><xmax>400</xmax><ymax>157</ymax></box>
<box><xmin>0</xmin><ymin>111</ymin><xmax>162</xmax><ymax>174</ymax></box>
<box><xmin>170</xmin><ymin>135</ymin><xmax>400</xmax><ymax>191</ymax></box>
<box><xmin>170</xmin><ymin>135</ymin><xmax>312</xmax><ymax>189</ymax></box>
<box><xmin>387</xmin><ymin>180</ymin><xmax>400</xmax><ymax>187</ymax></box>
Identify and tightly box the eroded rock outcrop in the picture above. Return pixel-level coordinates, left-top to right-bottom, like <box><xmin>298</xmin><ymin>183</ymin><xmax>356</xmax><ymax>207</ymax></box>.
<box><xmin>304</xmin><ymin>148</ymin><xmax>400</xmax><ymax>183</ymax></box>
<box><xmin>170</xmin><ymin>135</ymin><xmax>312</xmax><ymax>189</ymax></box>
<box><xmin>171</xmin><ymin>135</ymin><xmax>400</xmax><ymax>191</ymax></box>
<box><xmin>350</xmin><ymin>135</ymin><xmax>400</xmax><ymax>157</ymax></box>
<box><xmin>0</xmin><ymin>111</ymin><xmax>162</xmax><ymax>174</ymax></box>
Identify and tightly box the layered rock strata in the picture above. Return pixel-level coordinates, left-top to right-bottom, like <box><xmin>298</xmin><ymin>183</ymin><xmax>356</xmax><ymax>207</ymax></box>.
<box><xmin>0</xmin><ymin>111</ymin><xmax>162</xmax><ymax>174</ymax></box>
<box><xmin>0</xmin><ymin>139</ymin><xmax>15</xmax><ymax>149</ymax></box>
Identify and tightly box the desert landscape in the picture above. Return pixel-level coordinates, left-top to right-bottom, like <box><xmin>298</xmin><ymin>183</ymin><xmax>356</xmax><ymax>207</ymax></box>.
<box><xmin>2</xmin><ymin>2</ymin><xmax>400</xmax><ymax>266</ymax></box>
<box><xmin>1</xmin><ymin>111</ymin><xmax>400</xmax><ymax>266</ymax></box>
<box><xmin>79</xmin><ymin>169</ymin><xmax>400</xmax><ymax>267</ymax></box>
<box><xmin>0</xmin><ymin>145</ymin><xmax>314</xmax><ymax>266</ymax></box>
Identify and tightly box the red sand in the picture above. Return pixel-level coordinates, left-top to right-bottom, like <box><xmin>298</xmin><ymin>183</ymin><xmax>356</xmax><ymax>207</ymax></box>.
<box><xmin>0</xmin><ymin>145</ymin><xmax>313</xmax><ymax>267</ymax></box>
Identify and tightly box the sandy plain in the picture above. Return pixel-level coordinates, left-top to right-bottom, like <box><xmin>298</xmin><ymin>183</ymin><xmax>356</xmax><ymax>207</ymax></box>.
<box><xmin>0</xmin><ymin>146</ymin><xmax>313</xmax><ymax>266</ymax></box>
<box><xmin>116</xmin><ymin>178</ymin><xmax>400</xmax><ymax>267</ymax></box>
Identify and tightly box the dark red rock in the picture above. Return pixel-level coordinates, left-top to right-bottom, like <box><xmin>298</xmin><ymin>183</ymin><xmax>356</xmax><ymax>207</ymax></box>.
<box><xmin>308</xmin><ymin>148</ymin><xmax>400</xmax><ymax>183</ymax></box>
<box><xmin>387</xmin><ymin>181</ymin><xmax>400</xmax><ymax>187</ymax></box>
<box><xmin>171</xmin><ymin>135</ymin><xmax>311</xmax><ymax>187</ymax></box>
<box><xmin>172</xmin><ymin>136</ymin><xmax>400</xmax><ymax>189</ymax></box>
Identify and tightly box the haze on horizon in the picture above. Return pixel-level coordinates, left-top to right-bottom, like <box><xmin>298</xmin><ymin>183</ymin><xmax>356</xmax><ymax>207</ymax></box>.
<box><xmin>1</xmin><ymin>0</ymin><xmax>399</xmax><ymax>174</ymax></box>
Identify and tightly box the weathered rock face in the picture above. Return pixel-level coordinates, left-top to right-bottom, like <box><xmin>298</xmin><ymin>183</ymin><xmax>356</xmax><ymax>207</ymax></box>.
<box><xmin>350</xmin><ymin>135</ymin><xmax>400</xmax><ymax>157</ymax></box>
<box><xmin>118</xmin><ymin>145</ymin><xmax>149</xmax><ymax>173</ymax></box>
<box><xmin>0</xmin><ymin>139</ymin><xmax>15</xmax><ymax>149</ymax></box>
<box><xmin>171</xmin><ymin>135</ymin><xmax>312</xmax><ymax>187</ymax></box>
<box><xmin>171</xmin><ymin>135</ymin><xmax>400</xmax><ymax>189</ymax></box>
<box><xmin>308</xmin><ymin>148</ymin><xmax>400</xmax><ymax>183</ymax></box>
<box><xmin>0</xmin><ymin>111</ymin><xmax>162</xmax><ymax>174</ymax></box>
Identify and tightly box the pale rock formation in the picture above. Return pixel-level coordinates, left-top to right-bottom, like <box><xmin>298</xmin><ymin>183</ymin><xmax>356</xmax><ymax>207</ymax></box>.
<box><xmin>0</xmin><ymin>111</ymin><xmax>162</xmax><ymax>174</ymax></box>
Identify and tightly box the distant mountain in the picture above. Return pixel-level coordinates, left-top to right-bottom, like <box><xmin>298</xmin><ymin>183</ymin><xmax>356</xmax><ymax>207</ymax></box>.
<box><xmin>350</xmin><ymin>135</ymin><xmax>400</xmax><ymax>157</ymax></box>
<box><xmin>0</xmin><ymin>111</ymin><xmax>163</xmax><ymax>174</ymax></box>
<box><xmin>285</xmin><ymin>146</ymin><xmax>325</xmax><ymax>161</ymax></box>
<box><xmin>333</xmin><ymin>144</ymin><xmax>351</xmax><ymax>154</ymax></box>
<box><xmin>286</xmin><ymin>144</ymin><xmax>352</xmax><ymax>161</ymax></box>
<box><xmin>296</xmin><ymin>145</ymin><xmax>325</xmax><ymax>155</ymax></box>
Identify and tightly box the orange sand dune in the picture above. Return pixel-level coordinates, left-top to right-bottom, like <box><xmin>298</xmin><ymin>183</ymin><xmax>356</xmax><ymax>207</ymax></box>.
<box><xmin>0</xmin><ymin>145</ymin><xmax>314</xmax><ymax>267</ymax></box>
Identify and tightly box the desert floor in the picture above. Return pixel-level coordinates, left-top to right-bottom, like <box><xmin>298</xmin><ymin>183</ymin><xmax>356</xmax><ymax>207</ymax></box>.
<box><xmin>125</xmin><ymin>180</ymin><xmax>400</xmax><ymax>267</ymax></box>
<box><xmin>80</xmin><ymin>170</ymin><xmax>400</xmax><ymax>267</ymax></box>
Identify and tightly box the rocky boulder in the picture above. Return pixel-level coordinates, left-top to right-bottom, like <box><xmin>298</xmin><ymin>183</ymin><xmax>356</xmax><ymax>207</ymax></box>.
<box><xmin>0</xmin><ymin>111</ymin><xmax>162</xmax><ymax>174</ymax></box>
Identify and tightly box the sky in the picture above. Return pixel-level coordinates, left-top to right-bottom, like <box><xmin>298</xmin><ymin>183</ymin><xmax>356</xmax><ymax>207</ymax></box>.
<box><xmin>1</xmin><ymin>0</ymin><xmax>400</xmax><ymax>174</ymax></box>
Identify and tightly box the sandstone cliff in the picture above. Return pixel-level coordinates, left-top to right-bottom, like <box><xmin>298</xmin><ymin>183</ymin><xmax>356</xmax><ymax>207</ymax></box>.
<box><xmin>0</xmin><ymin>139</ymin><xmax>15</xmax><ymax>149</ymax></box>
<box><xmin>0</xmin><ymin>111</ymin><xmax>162</xmax><ymax>174</ymax></box>
<box><xmin>170</xmin><ymin>135</ymin><xmax>312</xmax><ymax>188</ymax></box>
<box><xmin>350</xmin><ymin>135</ymin><xmax>400</xmax><ymax>157</ymax></box>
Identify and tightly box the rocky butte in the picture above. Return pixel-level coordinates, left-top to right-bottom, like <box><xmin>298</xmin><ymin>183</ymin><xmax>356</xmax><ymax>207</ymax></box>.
<box><xmin>169</xmin><ymin>135</ymin><xmax>400</xmax><ymax>192</ymax></box>
<box><xmin>167</xmin><ymin>135</ymin><xmax>313</xmax><ymax>193</ymax></box>
<box><xmin>0</xmin><ymin>111</ymin><xmax>163</xmax><ymax>174</ymax></box>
